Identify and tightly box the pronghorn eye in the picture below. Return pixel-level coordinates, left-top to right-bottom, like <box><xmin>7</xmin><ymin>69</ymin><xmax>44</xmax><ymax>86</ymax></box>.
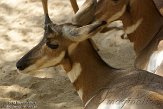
<box><xmin>46</xmin><ymin>41</ymin><xmax>59</xmax><ymax>49</ymax></box>
<box><xmin>112</xmin><ymin>0</ymin><xmax>119</xmax><ymax>3</ymax></box>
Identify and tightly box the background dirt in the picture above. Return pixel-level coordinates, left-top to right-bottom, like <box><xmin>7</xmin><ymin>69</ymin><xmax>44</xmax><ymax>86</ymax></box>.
<box><xmin>0</xmin><ymin>0</ymin><xmax>135</xmax><ymax>109</ymax></box>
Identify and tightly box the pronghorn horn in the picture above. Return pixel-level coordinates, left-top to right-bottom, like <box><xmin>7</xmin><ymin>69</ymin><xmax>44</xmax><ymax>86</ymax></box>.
<box><xmin>41</xmin><ymin>0</ymin><xmax>52</xmax><ymax>26</ymax></box>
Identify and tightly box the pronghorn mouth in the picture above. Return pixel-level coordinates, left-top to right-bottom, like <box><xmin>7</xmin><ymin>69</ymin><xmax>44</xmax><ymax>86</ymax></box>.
<box><xmin>17</xmin><ymin>51</ymin><xmax>66</xmax><ymax>74</ymax></box>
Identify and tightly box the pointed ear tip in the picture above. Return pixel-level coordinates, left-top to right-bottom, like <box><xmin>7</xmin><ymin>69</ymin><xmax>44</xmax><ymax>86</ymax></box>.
<box><xmin>153</xmin><ymin>0</ymin><xmax>163</xmax><ymax>16</ymax></box>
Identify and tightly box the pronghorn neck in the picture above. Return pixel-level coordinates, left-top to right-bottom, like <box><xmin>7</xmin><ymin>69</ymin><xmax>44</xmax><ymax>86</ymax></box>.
<box><xmin>63</xmin><ymin>40</ymin><xmax>116</xmax><ymax>104</ymax></box>
<box><xmin>121</xmin><ymin>0</ymin><xmax>163</xmax><ymax>54</ymax></box>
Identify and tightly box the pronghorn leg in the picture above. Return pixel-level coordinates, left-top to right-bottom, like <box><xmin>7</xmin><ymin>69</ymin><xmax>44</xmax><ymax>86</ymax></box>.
<box><xmin>41</xmin><ymin>0</ymin><xmax>51</xmax><ymax>27</ymax></box>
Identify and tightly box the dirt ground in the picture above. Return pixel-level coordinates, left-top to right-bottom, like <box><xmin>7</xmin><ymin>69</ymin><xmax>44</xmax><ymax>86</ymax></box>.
<box><xmin>0</xmin><ymin>0</ymin><xmax>135</xmax><ymax>109</ymax></box>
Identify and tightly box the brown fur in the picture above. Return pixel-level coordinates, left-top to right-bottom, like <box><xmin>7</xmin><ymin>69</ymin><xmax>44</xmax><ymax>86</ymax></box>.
<box><xmin>63</xmin><ymin>40</ymin><xmax>163</xmax><ymax>109</ymax></box>
<box><xmin>16</xmin><ymin>1</ymin><xmax>163</xmax><ymax>108</ymax></box>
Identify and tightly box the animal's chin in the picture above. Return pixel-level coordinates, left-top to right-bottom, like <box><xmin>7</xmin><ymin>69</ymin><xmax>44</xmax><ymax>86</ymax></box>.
<box><xmin>17</xmin><ymin>65</ymin><xmax>42</xmax><ymax>74</ymax></box>
<box><xmin>17</xmin><ymin>68</ymin><xmax>37</xmax><ymax>74</ymax></box>
<box><xmin>17</xmin><ymin>65</ymin><xmax>56</xmax><ymax>74</ymax></box>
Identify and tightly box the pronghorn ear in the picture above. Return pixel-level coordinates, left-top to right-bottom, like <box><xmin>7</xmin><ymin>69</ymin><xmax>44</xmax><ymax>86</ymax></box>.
<box><xmin>153</xmin><ymin>0</ymin><xmax>163</xmax><ymax>16</ymax></box>
<box><xmin>62</xmin><ymin>21</ymin><xmax>107</xmax><ymax>42</ymax></box>
<box><xmin>71</xmin><ymin>0</ymin><xmax>97</xmax><ymax>26</ymax></box>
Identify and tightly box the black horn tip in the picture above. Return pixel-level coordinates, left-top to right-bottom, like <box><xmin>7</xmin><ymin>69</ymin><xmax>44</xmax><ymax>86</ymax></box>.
<box><xmin>45</xmin><ymin>14</ymin><xmax>52</xmax><ymax>25</ymax></box>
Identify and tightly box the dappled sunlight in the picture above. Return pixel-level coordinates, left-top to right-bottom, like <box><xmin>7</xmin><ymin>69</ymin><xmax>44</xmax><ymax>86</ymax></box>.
<box><xmin>0</xmin><ymin>84</ymin><xmax>31</xmax><ymax>100</ymax></box>
<box><xmin>49</xmin><ymin>102</ymin><xmax>83</xmax><ymax>109</ymax></box>
<box><xmin>26</xmin><ymin>66</ymin><xmax>66</xmax><ymax>79</ymax></box>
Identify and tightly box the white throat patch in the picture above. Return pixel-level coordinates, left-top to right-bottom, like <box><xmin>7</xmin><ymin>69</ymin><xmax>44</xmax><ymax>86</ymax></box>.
<box><xmin>68</xmin><ymin>63</ymin><xmax>83</xmax><ymax>99</ymax></box>
<box><xmin>68</xmin><ymin>63</ymin><xmax>82</xmax><ymax>83</ymax></box>
<box><xmin>147</xmin><ymin>50</ymin><xmax>163</xmax><ymax>73</ymax></box>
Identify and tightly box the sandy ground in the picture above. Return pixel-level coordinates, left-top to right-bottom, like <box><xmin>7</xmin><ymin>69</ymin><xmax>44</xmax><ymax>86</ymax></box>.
<box><xmin>0</xmin><ymin>0</ymin><xmax>135</xmax><ymax>109</ymax></box>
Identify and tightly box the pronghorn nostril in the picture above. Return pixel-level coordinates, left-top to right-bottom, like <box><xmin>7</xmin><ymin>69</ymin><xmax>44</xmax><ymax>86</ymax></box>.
<box><xmin>16</xmin><ymin>63</ymin><xmax>26</xmax><ymax>70</ymax></box>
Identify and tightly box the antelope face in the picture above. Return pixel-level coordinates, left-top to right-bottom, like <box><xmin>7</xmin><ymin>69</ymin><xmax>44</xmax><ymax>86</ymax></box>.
<box><xmin>16</xmin><ymin>24</ymin><xmax>69</xmax><ymax>73</ymax></box>
<box><xmin>16</xmin><ymin>21</ymin><xmax>106</xmax><ymax>73</ymax></box>
<box><xmin>95</xmin><ymin>0</ymin><xmax>131</xmax><ymax>22</ymax></box>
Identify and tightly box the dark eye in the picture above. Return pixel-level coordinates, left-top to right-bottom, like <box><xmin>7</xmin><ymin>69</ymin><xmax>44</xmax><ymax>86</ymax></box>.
<box><xmin>46</xmin><ymin>41</ymin><xmax>59</xmax><ymax>49</ymax></box>
<box><xmin>112</xmin><ymin>0</ymin><xmax>119</xmax><ymax>3</ymax></box>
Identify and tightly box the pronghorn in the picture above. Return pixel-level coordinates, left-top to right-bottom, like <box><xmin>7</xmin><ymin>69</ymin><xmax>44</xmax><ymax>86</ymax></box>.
<box><xmin>70</xmin><ymin>0</ymin><xmax>163</xmax><ymax>76</ymax></box>
<box><xmin>16</xmin><ymin>0</ymin><xmax>163</xmax><ymax>108</ymax></box>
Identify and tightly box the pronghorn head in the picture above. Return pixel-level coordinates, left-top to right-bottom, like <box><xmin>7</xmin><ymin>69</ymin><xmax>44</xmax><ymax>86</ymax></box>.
<box><xmin>16</xmin><ymin>21</ymin><xmax>106</xmax><ymax>73</ymax></box>
<box><xmin>73</xmin><ymin>0</ymin><xmax>163</xmax><ymax>25</ymax></box>
<box><xmin>95</xmin><ymin>0</ymin><xmax>139</xmax><ymax>22</ymax></box>
<box><xmin>72</xmin><ymin>0</ymin><xmax>130</xmax><ymax>25</ymax></box>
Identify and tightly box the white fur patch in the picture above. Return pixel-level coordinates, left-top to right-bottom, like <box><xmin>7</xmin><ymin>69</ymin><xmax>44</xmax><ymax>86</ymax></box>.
<box><xmin>77</xmin><ymin>88</ymin><xmax>83</xmax><ymax>100</ymax></box>
<box><xmin>97</xmin><ymin>100</ymin><xmax>125</xmax><ymax>109</ymax></box>
<box><xmin>125</xmin><ymin>18</ymin><xmax>143</xmax><ymax>34</ymax></box>
<box><xmin>147</xmin><ymin>50</ymin><xmax>163</xmax><ymax>73</ymax></box>
<box><xmin>107</xmin><ymin>5</ymin><xmax>126</xmax><ymax>22</ymax></box>
<box><xmin>67</xmin><ymin>63</ymin><xmax>83</xmax><ymax>99</ymax></box>
<box><xmin>68</xmin><ymin>63</ymin><xmax>82</xmax><ymax>83</ymax></box>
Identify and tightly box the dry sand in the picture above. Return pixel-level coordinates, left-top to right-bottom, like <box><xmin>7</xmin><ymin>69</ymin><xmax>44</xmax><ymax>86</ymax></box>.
<box><xmin>0</xmin><ymin>0</ymin><xmax>135</xmax><ymax>109</ymax></box>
